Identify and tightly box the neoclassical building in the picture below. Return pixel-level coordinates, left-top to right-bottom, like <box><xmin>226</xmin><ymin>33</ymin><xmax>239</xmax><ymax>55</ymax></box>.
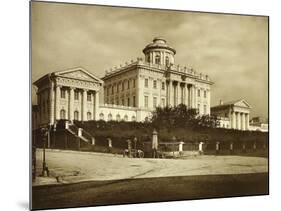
<box><xmin>33</xmin><ymin>37</ymin><xmax>214</xmax><ymax>127</ymax></box>
<box><xmin>211</xmin><ymin>99</ymin><xmax>251</xmax><ymax>130</ymax></box>
<box><xmin>101</xmin><ymin>37</ymin><xmax>213</xmax><ymax>121</ymax></box>
<box><xmin>33</xmin><ymin>68</ymin><xmax>103</xmax><ymax>126</ymax></box>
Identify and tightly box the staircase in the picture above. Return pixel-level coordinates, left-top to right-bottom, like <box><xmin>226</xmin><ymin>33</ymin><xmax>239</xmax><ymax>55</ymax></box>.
<box><xmin>65</xmin><ymin>121</ymin><xmax>95</xmax><ymax>149</ymax></box>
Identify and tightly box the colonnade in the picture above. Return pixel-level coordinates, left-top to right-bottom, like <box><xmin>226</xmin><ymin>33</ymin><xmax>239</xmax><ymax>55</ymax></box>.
<box><xmin>166</xmin><ymin>80</ymin><xmax>197</xmax><ymax>108</ymax></box>
<box><xmin>49</xmin><ymin>83</ymin><xmax>99</xmax><ymax>124</ymax></box>
<box><xmin>231</xmin><ymin>111</ymin><xmax>249</xmax><ymax>130</ymax></box>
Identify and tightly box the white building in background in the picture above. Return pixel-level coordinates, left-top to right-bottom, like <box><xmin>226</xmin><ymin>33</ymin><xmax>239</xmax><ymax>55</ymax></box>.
<box><xmin>211</xmin><ymin>99</ymin><xmax>251</xmax><ymax>130</ymax></box>
<box><xmin>249</xmin><ymin>116</ymin><xmax>268</xmax><ymax>132</ymax></box>
<box><xmin>33</xmin><ymin>37</ymin><xmax>214</xmax><ymax>127</ymax></box>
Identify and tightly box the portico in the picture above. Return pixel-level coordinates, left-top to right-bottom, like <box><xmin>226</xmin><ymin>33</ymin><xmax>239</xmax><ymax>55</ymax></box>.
<box><xmin>34</xmin><ymin>67</ymin><xmax>103</xmax><ymax>125</ymax></box>
<box><xmin>211</xmin><ymin>99</ymin><xmax>251</xmax><ymax>131</ymax></box>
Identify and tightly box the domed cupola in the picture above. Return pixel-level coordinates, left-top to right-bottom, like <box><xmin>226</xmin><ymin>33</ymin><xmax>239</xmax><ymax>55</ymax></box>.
<box><xmin>143</xmin><ymin>37</ymin><xmax>176</xmax><ymax>66</ymax></box>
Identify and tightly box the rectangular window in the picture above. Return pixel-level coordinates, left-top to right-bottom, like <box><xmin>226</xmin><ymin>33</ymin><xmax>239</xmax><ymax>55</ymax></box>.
<box><xmin>162</xmin><ymin>82</ymin><xmax>165</xmax><ymax>90</ymax></box>
<box><xmin>111</xmin><ymin>85</ymin><xmax>114</xmax><ymax>94</ymax></box>
<box><xmin>204</xmin><ymin>105</ymin><xmax>207</xmax><ymax>114</ymax></box>
<box><xmin>133</xmin><ymin>79</ymin><xmax>136</xmax><ymax>88</ymax></box>
<box><xmin>61</xmin><ymin>90</ymin><xmax>66</xmax><ymax>99</ymax></box>
<box><xmin>144</xmin><ymin>96</ymin><xmax>149</xmax><ymax>108</ymax></box>
<box><xmin>153</xmin><ymin>97</ymin><xmax>157</xmax><ymax>108</ymax></box>
<box><xmin>74</xmin><ymin>90</ymin><xmax>79</xmax><ymax>100</ymax></box>
<box><xmin>117</xmin><ymin>84</ymin><xmax>119</xmax><ymax>93</ymax></box>
<box><xmin>133</xmin><ymin>96</ymin><xmax>136</xmax><ymax>107</ymax></box>
<box><xmin>127</xmin><ymin>98</ymin><xmax>130</xmax><ymax>106</ymax></box>
<box><xmin>153</xmin><ymin>80</ymin><xmax>157</xmax><ymax>89</ymax></box>
<box><xmin>87</xmin><ymin>93</ymin><xmax>91</xmax><ymax>101</ymax></box>
<box><xmin>145</xmin><ymin>78</ymin><xmax>148</xmax><ymax>88</ymax></box>
<box><xmin>198</xmin><ymin>89</ymin><xmax>201</xmax><ymax>97</ymax></box>
<box><xmin>107</xmin><ymin>87</ymin><xmax>109</xmax><ymax>96</ymax></box>
<box><xmin>116</xmin><ymin>98</ymin><xmax>119</xmax><ymax>105</ymax></box>
<box><xmin>127</xmin><ymin>80</ymin><xmax>130</xmax><ymax>89</ymax></box>
<box><xmin>122</xmin><ymin>82</ymin><xmax>124</xmax><ymax>91</ymax></box>
<box><xmin>161</xmin><ymin>98</ymin><xmax>165</xmax><ymax>107</ymax></box>
<box><xmin>122</xmin><ymin>99</ymin><xmax>124</xmax><ymax>106</ymax></box>
<box><xmin>204</xmin><ymin>90</ymin><xmax>207</xmax><ymax>98</ymax></box>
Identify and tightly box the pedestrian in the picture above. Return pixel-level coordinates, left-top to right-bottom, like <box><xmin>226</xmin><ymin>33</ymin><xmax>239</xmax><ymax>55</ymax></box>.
<box><xmin>198</xmin><ymin>142</ymin><xmax>204</xmax><ymax>155</ymax></box>
<box><xmin>216</xmin><ymin>141</ymin><xmax>220</xmax><ymax>155</ymax></box>
<box><xmin>230</xmin><ymin>142</ymin><xmax>234</xmax><ymax>154</ymax></box>
<box><xmin>107</xmin><ymin>137</ymin><xmax>112</xmax><ymax>153</ymax></box>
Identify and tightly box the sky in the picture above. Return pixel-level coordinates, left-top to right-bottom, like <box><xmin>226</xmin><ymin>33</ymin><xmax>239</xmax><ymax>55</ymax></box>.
<box><xmin>31</xmin><ymin>2</ymin><xmax>268</xmax><ymax>118</ymax></box>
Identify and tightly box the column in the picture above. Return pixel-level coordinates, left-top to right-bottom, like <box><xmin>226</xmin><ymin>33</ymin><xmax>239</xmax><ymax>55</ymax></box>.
<box><xmin>49</xmin><ymin>81</ymin><xmax>55</xmax><ymax>125</ymax></box>
<box><xmin>185</xmin><ymin>84</ymin><xmax>189</xmax><ymax>107</ymax></box>
<box><xmin>69</xmin><ymin>87</ymin><xmax>74</xmax><ymax>121</ymax></box>
<box><xmin>82</xmin><ymin>89</ymin><xmax>87</xmax><ymax>121</ymax></box>
<box><xmin>182</xmin><ymin>84</ymin><xmax>186</xmax><ymax>106</ymax></box>
<box><xmin>193</xmin><ymin>85</ymin><xmax>197</xmax><ymax>108</ymax></box>
<box><xmin>245</xmin><ymin>113</ymin><xmax>249</xmax><ymax>130</ymax></box>
<box><xmin>175</xmin><ymin>82</ymin><xmax>179</xmax><ymax>106</ymax></box>
<box><xmin>236</xmin><ymin>112</ymin><xmax>241</xmax><ymax>130</ymax></box>
<box><xmin>55</xmin><ymin>85</ymin><xmax>61</xmax><ymax>120</ymax></box>
<box><xmin>232</xmin><ymin>111</ymin><xmax>236</xmax><ymax>129</ymax></box>
<box><xmin>241</xmin><ymin>113</ymin><xmax>245</xmax><ymax>130</ymax></box>
<box><xmin>169</xmin><ymin>80</ymin><xmax>173</xmax><ymax>107</ymax></box>
<box><xmin>166</xmin><ymin>81</ymin><xmax>170</xmax><ymax>106</ymax></box>
<box><xmin>94</xmin><ymin>91</ymin><xmax>100</xmax><ymax>120</ymax></box>
<box><xmin>150</xmin><ymin>52</ymin><xmax>153</xmax><ymax>64</ymax></box>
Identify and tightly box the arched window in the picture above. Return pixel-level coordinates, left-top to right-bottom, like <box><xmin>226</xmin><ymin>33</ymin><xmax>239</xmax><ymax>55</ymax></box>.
<box><xmin>87</xmin><ymin>112</ymin><xmax>92</xmax><ymax>120</ymax></box>
<box><xmin>108</xmin><ymin>113</ymin><xmax>112</xmax><ymax>121</ymax></box>
<box><xmin>124</xmin><ymin>115</ymin><xmax>128</xmax><ymax>121</ymax></box>
<box><xmin>116</xmin><ymin>114</ymin><xmax>121</xmax><ymax>122</ymax></box>
<box><xmin>165</xmin><ymin>56</ymin><xmax>169</xmax><ymax>66</ymax></box>
<box><xmin>131</xmin><ymin>116</ymin><xmax>136</xmax><ymax>122</ymax></box>
<box><xmin>99</xmin><ymin>113</ymin><xmax>104</xmax><ymax>120</ymax></box>
<box><xmin>60</xmin><ymin>109</ymin><xmax>66</xmax><ymax>119</ymax></box>
<box><xmin>155</xmin><ymin>55</ymin><xmax>161</xmax><ymax>64</ymax></box>
<box><xmin>74</xmin><ymin>111</ymin><xmax>79</xmax><ymax>120</ymax></box>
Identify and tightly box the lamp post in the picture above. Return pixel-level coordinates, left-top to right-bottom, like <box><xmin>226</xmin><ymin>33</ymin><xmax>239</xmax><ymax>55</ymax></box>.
<box><xmin>53</xmin><ymin>123</ymin><xmax>57</xmax><ymax>148</ymax></box>
<box><xmin>41</xmin><ymin>127</ymin><xmax>49</xmax><ymax>177</ymax></box>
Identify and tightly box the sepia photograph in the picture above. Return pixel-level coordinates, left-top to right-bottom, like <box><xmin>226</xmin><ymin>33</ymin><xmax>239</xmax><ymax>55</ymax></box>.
<box><xmin>30</xmin><ymin>1</ymin><xmax>269</xmax><ymax>210</ymax></box>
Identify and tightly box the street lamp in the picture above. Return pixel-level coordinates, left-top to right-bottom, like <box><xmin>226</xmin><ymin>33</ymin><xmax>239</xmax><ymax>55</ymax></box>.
<box><xmin>40</xmin><ymin>127</ymin><xmax>49</xmax><ymax>177</ymax></box>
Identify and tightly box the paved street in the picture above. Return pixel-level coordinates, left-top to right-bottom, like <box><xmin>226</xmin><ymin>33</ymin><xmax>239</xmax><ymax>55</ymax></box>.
<box><xmin>32</xmin><ymin>173</ymin><xmax>268</xmax><ymax>209</ymax></box>
<box><xmin>32</xmin><ymin>149</ymin><xmax>268</xmax><ymax>209</ymax></box>
<box><xmin>34</xmin><ymin>149</ymin><xmax>268</xmax><ymax>184</ymax></box>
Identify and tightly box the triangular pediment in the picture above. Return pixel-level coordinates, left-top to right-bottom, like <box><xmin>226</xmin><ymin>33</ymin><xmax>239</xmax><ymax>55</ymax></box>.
<box><xmin>54</xmin><ymin>67</ymin><xmax>103</xmax><ymax>83</ymax></box>
<box><xmin>233</xmin><ymin>99</ymin><xmax>251</xmax><ymax>108</ymax></box>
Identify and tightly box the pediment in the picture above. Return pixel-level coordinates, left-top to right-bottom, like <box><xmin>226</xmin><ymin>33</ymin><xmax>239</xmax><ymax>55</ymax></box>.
<box><xmin>234</xmin><ymin>100</ymin><xmax>251</xmax><ymax>108</ymax></box>
<box><xmin>54</xmin><ymin>67</ymin><xmax>103</xmax><ymax>84</ymax></box>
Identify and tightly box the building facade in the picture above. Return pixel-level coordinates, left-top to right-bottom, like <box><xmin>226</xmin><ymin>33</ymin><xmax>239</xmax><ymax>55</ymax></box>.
<box><xmin>33</xmin><ymin>67</ymin><xmax>103</xmax><ymax>126</ymax></box>
<box><xmin>102</xmin><ymin>37</ymin><xmax>213</xmax><ymax>120</ymax></box>
<box><xmin>249</xmin><ymin>116</ymin><xmax>268</xmax><ymax>132</ymax></box>
<box><xmin>33</xmin><ymin>37</ymin><xmax>214</xmax><ymax>127</ymax></box>
<box><xmin>211</xmin><ymin>99</ymin><xmax>251</xmax><ymax>130</ymax></box>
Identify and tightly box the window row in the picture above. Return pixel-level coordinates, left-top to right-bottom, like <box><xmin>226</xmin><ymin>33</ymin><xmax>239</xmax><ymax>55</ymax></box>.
<box><xmin>144</xmin><ymin>78</ymin><xmax>165</xmax><ymax>91</ymax></box>
<box><xmin>147</xmin><ymin>55</ymin><xmax>170</xmax><ymax>66</ymax></box>
<box><xmin>60</xmin><ymin>90</ymin><xmax>93</xmax><ymax>101</ymax></box>
<box><xmin>107</xmin><ymin>96</ymin><xmax>136</xmax><ymax>107</ymax></box>
<box><xmin>99</xmin><ymin>113</ymin><xmax>136</xmax><ymax>122</ymax></box>
<box><xmin>60</xmin><ymin>110</ymin><xmax>92</xmax><ymax>121</ymax></box>
<box><xmin>197</xmin><ymin>104</ymin><xmax>208</xmax><ymax>115</ymax></box>
<box><xmin>106</xmin><ymin>79</ymin><xmax>136</xmax><ymax>96</ymax></box>
<box><xmin>197</xmin><ymin>89</ymin><xmax>208</xmax><ymax>98</ymax></box>
<box><xmin>144</xmin><ymin>96</ymin><xmax>165</xmax><ymax>108</ymax></box>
